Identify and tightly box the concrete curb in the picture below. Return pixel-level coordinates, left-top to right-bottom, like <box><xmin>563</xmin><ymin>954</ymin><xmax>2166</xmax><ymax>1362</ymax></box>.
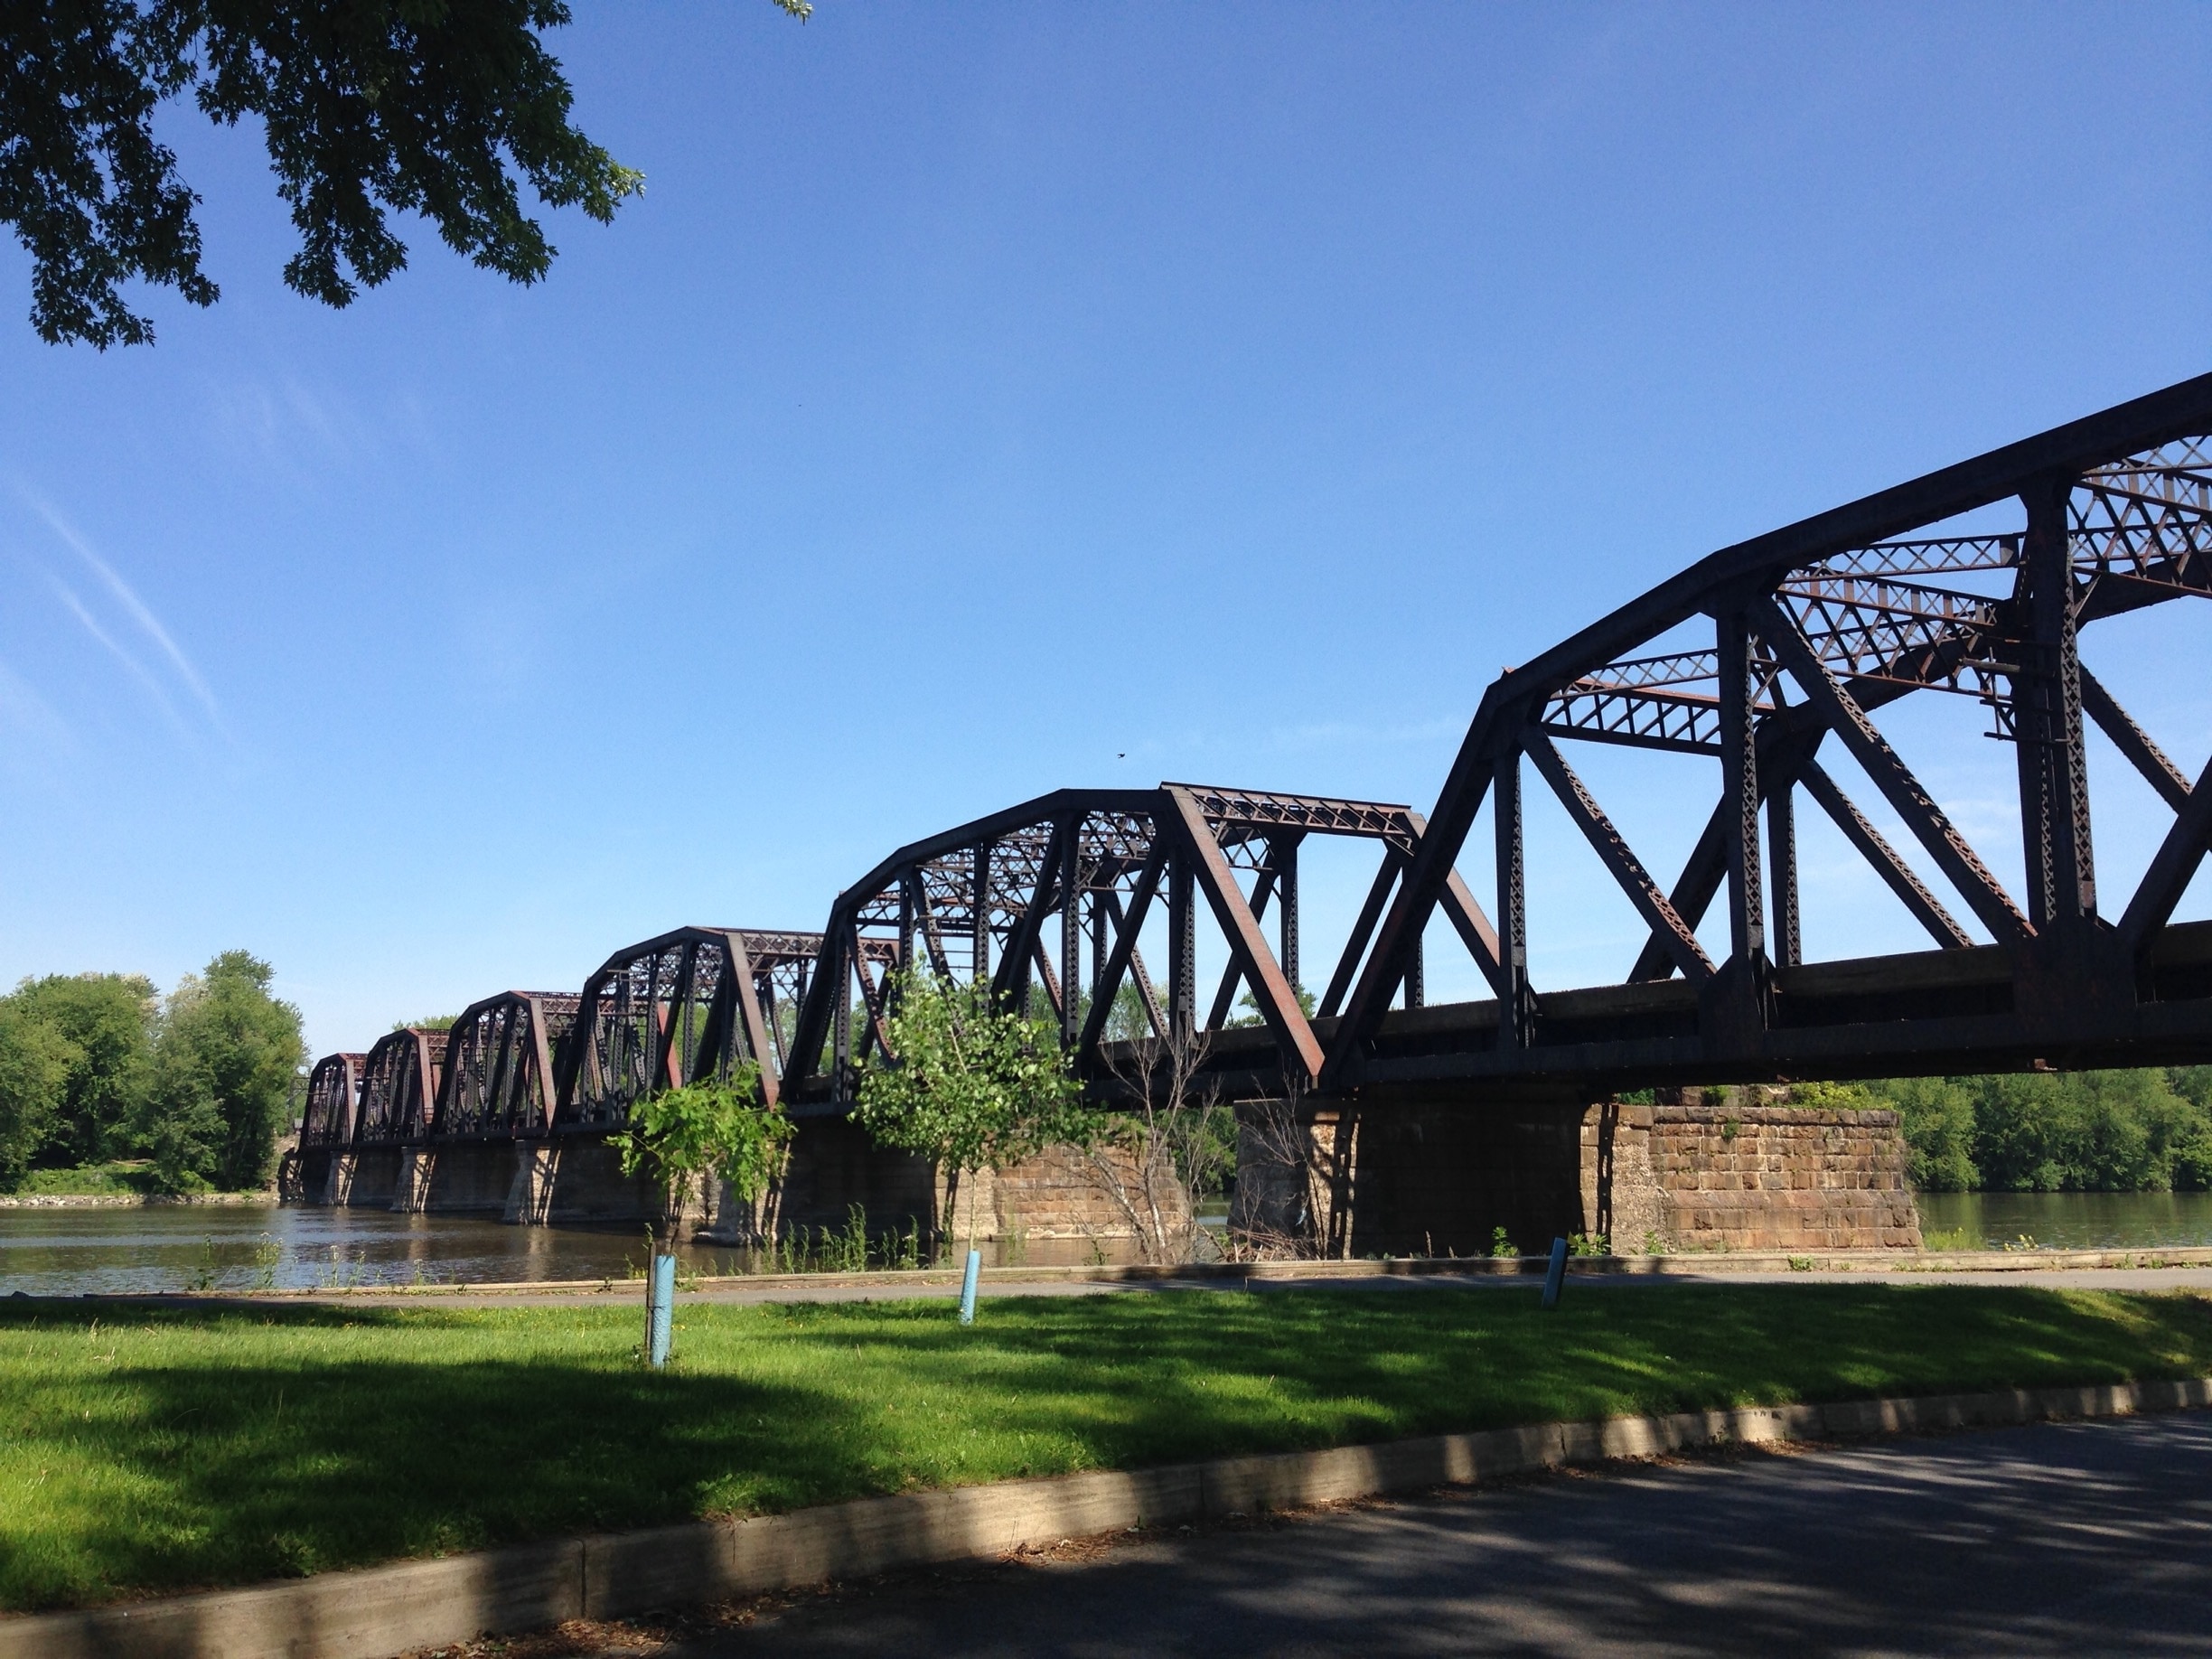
<box><xmin>5</xmin><ymin>1374</ymin><xmax>2207</xmax><ymax>1659</ymax></box>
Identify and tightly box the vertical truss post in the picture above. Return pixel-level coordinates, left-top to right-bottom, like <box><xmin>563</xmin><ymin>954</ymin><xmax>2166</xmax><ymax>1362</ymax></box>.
<box><xmin>1060</xmin><ymin>820</ymin><xmax>1083</xmax><ymax>1048</ymax></box>
<box><xmin>1404</xmin><ymin>933</ymin><xmax>1424</xmax><ymax>1008</ymax></box>
<box><xmin>897</xmin><ymin>869</ymin><xmax>916</xmax><ymax>989</ymax></box>
<box><xmin>1274</xmin><ymin>833</ymin><xmax>1301</xmax><ymax>998</ymax></box>
<box><xmin>1091</xmin><ymin>888</ymin><xmax>1109</xmax><ymax>987</ymax></box>
<box><xmin>2014</xmin><ymin>473</ymin><xmax>2097</xmax><ymax>931</ymax></box>
<box><xmin>830</xmin><ymin>933</ymin><xmax>853</xmax><ymax>1104</ymax></box>
<box><xmin>1767</xmin><ymin>778</ymin><xmax>1802</xmax><ymax>969</ymax></box>
<box><xmin>1717</xmin><ymin>610</ymin><xmax>1767</xmax><ymax>970</ymax></box>
<box><xmin>971</xmin><ymin>843</ymin><xmax>992</xmax><ymax>982</ymax></box>
<box><xmin>1494</xmin><ymin>745</ymin><xmax>1532</xmax><ymax>1049</ymax></box>
<box><xmin>1169</xmin><ymin>849</ymin><xmax>1196</xmax><ymax>1041</ymax></box>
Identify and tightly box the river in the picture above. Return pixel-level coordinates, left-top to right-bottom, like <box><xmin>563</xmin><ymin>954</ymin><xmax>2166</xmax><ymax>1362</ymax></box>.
<box><xmin>4</xmin><ymin>1190</ymin><xmax>2209</xmax><ymax>1296</ymax></box>
<box><xmin>1913</xmin><ymin>1190</ymin><xmax>2212</xmax><ymax>1251</ymax></box>
<box><xmin>0</xmin><ymin>1205</ymin><xmax>778</xmax><ymax>1298</ymax></box>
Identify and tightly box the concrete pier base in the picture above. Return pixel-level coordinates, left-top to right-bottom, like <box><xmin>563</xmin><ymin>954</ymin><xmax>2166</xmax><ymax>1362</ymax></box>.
<box><xmin>418</xmin><ymin>1142</ymin><xmax>519</xmax><ymax>1214</ymax></box>
<box><xmin>343</xmin><ymin>1148</ymin><xmax>402</xmax><ymax>1209</ymax></box>
<box><xmin>1233</xmin><ymin>1091</ymin><xmax>1922</xmax><ymax>1258</ymax></box>
<box><xmin>391</xmin><ymin>1148</ymin><xmax>436</xmax><ymax>1214</ymax></box>
<box><xmin>700</xmin><ymin>1120</ymin><xmax>1186</xmax><ymax>1256</ymax></box>
<box><xmin>502</xmin><ymin>1145</ymin><xmax>560</xmax><ymax>1225</ymax></box>
<box><xmin>525</xmin><ymin>1138</ymin><xmax>674</xmax><ymax>1227</ymax></box>
<box><xmin>287</xmin><ymin>1149</ymin><xmax>333</xmax><ymax>1204</ymax></box>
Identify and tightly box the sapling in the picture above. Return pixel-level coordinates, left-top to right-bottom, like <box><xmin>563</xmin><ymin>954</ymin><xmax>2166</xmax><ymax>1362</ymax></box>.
<box><xmin>855</xmin><ymin>970</ymin><xmax>1089</xmax><ymax>1322</ymax></box>
<box><xmin>618</xmin><ymin>1067</ymin><xmax>792</xmax><ymax>1364</ymax></box>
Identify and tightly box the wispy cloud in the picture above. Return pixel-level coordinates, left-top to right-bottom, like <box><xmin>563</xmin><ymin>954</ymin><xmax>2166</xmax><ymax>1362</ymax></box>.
<box><xmin>29</xmin><ymin>499</ymin><xmax>220</xmax><ymax>720</ymax></box>
<box><xmin>0</xmin><ymin>651</ymin><xmax>73</xmax><ymax>756</ymax></box>
<box><xmin>47</xmin><ymin>577</ymin><xmax>192</xmax><ymax>737</ymax></box>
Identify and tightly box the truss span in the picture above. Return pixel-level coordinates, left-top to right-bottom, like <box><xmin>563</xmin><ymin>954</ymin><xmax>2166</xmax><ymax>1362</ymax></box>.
<box><xmin>302</xmin><ymin>374</ymin><xmax>2212</xmax><ymax>1126</ymax></box>
<box><xmin>354</xmin><ymin>1026</ymin><xmax>447</xmax><ymax>1146</ymax></box>
<box><xmin>777</xmin><ymin>783</ymin><xmax>1500</xmax><ymax>1108</ymax></box>
<box><xmin>300</xmin><ymin>1053</ymin><xmax>365</xmax><ymax>1150</ymax></box>
<box><xmin>1326</xmin><ymin>371</ymin><xmax>2212</xmax><ymax>1096</ymax></box>
<box><xmin>552</xmin><ymin>927</ymin><xmax>872</xmax><ymax>1128</ymax></box>
<box><xmin>432</xmin><ymin>993</ymin><xmax>577</xmax><ymax>1140</ymax></box>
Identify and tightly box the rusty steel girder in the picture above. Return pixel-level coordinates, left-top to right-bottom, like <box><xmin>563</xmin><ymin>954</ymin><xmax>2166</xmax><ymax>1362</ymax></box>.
<box><xmin>301</xmin><ymin>1052</ymin><xmax>365</xmax><ymax>1149</ymax></box>
<box><xmin>354</xmin><ymin>1026</ymin><xmax>449</xmax><ymax>1146</ymax></box>
<box><xmin>1325</xmin><ymin>372</ymin><xmax>2212</xmax><ymax>1096</ymax></box>
<box><xmin>429</xmin><ymin>994</ymin><xmax>576</xmax><ymax>1141</ymax></box>
<box><xmin>777</xmin><ymin>783</ymin><xmax>1505</xmax><ymax>1108</ymax></box>
<box><xmin>550</xmin><ymin>927</ymin><xmax>876</xmax><ymax>1129</ymax></box>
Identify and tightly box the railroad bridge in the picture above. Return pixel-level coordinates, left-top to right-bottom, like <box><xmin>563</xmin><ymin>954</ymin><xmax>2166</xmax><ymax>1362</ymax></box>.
<box><xmin>295</xmin><ymin>375</ymin><xmax>2212</xmax><ymax>1251</ymax></box>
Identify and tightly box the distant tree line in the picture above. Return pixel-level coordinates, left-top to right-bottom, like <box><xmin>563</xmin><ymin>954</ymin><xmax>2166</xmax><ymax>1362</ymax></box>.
<box><xmin>1798</xmin><ymin>1071</ymin><xmax>2212</xmax><ymax>1194</ymax></box>
<box><xmin>0</xmin><ymin>952</ymin><xmax>305</xmax><ymax>1195</ymax></box>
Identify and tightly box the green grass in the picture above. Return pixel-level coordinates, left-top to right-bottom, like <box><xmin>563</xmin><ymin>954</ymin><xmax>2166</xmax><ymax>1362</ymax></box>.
<box><xmin>4</xmin><ymin>1283</ymin><xmax>2210</xmax><ymax>1611</ymax></box>
<box><xmin>10</xmin><ymin>1162</ymin><xmax>165</xmax><ymax>1197</ymax></box>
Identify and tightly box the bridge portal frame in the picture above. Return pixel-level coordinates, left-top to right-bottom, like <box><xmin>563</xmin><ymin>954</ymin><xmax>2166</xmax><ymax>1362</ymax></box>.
<box><xmin>353</xmin><ymin>1026</ymin><xmax>448</xmax><ymax>1147</ymax></box>
<box><xmin>300</xmin><ymin>1052</ymin><xmax>365</xmax><ymax>1150</ymax></box>
<box><xmin>427</xmin><ymin>993</ymin><xmax>576</xmax><ymax>1141</ymax></box>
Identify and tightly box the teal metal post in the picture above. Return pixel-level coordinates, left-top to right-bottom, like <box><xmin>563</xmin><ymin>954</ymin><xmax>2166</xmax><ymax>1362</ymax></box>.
<box><xmin>649</xmin><ymin>1252</ymin><xmax>676</xmax><ymax>1365</ymax></box>
<box><xmin>1541</xmin><ymin>1236</ymin><xmax>1568</xmax><ymax>1310</ymax></box>
<box><xmin>958</xmin><ymin>1247</ymin><xmax>981</xmax><ymax>1325</ymax></box>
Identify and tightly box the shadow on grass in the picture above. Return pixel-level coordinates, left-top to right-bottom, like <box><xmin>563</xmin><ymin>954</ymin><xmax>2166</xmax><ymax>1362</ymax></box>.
<box><xmin>0</xmin><ymin>1302</ymin><xmax>880</xmax><ymax>1609</ymax></box>
<box><xmin>745</xmin><ymin>1282</ymin><xmax>2212</xmax><ymax>1452</ymax></box>
<box><xmin>4</xmin><ymin>1284</ymin><xmax>2209</xmax><ymax>1612</ymax></box>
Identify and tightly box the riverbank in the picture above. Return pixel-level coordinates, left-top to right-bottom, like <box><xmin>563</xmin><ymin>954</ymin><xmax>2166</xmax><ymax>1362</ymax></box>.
<box><xmin>4</xmin><ymin>1282</ymin><xmax>2210</xmax><ymax>1614</ymax></box>
<box><xmin>9</xmin><ymin>1189</ymin><xmax>2212</xmax><ymax>1299</ymax></box>
<box><xmin>0</xmin><ymin>1191</ymin><xmax>275</xmax><ymax>1209</ymax></box>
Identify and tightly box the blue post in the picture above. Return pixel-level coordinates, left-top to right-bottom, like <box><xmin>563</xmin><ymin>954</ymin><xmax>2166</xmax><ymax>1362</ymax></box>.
<box><xmin>957</xmin><ymin>1247</ymin><xmax>981</xmax><ymax>1325</ymax></box>
<box><xmin>1541</xmin><ymin>1236</ymin><xmax>1569</xmax><ymax>1310</ymax></box>
<box><xmin>648</xmin><ymin>1251</ymin><xmax>676</xmax><ymax>1365</ymax></box>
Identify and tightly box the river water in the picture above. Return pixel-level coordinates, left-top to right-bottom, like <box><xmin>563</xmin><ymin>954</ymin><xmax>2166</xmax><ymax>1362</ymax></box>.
<box><xmin>0</xmin><ymin>1205</ymin><xmax>771</xmax><ymax>1298</ymax></box>
<box><xmin>1913</xmin><ymin>1190</ymin><xmax>2212</xmax><ymax>1251</ymax></box>
<box><xmin>4</xmin><ymin>1191</ymin><xmax>2210</xmax><ymax>1297</ymax></box>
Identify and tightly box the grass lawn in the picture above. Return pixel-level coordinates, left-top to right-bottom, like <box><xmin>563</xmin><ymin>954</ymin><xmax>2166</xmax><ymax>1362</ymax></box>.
<box><xmin>4</xmin><ymin>1283</ymin><xmax>2210</xmax><ymax>1611</ymax></box>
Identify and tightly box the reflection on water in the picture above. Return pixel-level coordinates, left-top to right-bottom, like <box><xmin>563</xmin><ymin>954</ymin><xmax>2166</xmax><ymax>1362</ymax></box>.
<box><xmin>0</xmin><ymin>1206</ymin><xmax>713</xmax><ymax>1296</ymax></box>
<box><xmin>14</xmin><ymin>1189</ymin><xmax>2207</xmax><ymax>1295</ymax></box>
<box><xmin>1916</xmin><ymin>1190</ymin><xmax>2212</xmax><ymax>1251</ymax></box>
<box><xmin>0</xmin><ymin>1206</ymin><xmax>1120</xmax><ymax>1296</ymax></box>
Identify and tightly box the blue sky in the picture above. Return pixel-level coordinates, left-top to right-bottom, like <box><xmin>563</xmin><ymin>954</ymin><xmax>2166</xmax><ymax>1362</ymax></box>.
<box><xmin>2</xmin><ymin>2</ymin><xmax>2208</xmax><ymax>1059</ymax></box>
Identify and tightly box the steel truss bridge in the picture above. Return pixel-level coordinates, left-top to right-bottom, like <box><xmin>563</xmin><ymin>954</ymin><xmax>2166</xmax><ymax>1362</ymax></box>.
<box><xmin>301</xmin><ymin>374</ymin><xmax>2212</xmax><ymax>1157</ymax></box>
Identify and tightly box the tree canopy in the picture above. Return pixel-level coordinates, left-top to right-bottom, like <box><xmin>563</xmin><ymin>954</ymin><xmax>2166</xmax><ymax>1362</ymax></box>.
<box><xmin>1813</xmin><ymin>1071</ymin><xmax>2212</xmax><ymax>1194</ymax></box>
<box><xmin>1</xmin><ymin>0</ymin><xmax>808</xmax><ymax>348</ymax></box>
<box><xmin>0</xmin><ymin>951</ymin><xmax>302</xmax><ymax>1193</ymax></box>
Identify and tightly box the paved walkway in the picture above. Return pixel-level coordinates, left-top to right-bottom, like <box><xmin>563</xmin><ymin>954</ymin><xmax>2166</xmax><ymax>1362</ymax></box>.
<box><xmin>118</xmin><ymin>1261</ymin><xmax>2212</xmax><ymax>1309</ymax></box>
<box><xmin>667</xmin><ymin>1412</ymin><xmax>2212</xmax><ymax>1657</ymax></box>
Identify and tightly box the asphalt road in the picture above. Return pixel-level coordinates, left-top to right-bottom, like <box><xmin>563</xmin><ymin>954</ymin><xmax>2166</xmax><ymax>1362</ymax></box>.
<box><xmin>671</xmin><ymin>1412</ymin><xmax>2212</xmax><ymax>1658</ymax></box>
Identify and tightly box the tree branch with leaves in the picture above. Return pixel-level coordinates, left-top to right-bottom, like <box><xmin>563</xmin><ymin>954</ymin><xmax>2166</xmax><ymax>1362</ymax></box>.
<box><xmin>1</xmin><ymin>0</ymin><xmax>810</xmax><ymax>347</ymax></box>
<box><xmin>854</xmin><ymin>970</ymin><xmax>1090</xmax><ymax>1256</ymax></box>
<box><xmin>617</xmin><ymin>1065</ymin><xmax>792</xmax><ymax>1251</ymax></box>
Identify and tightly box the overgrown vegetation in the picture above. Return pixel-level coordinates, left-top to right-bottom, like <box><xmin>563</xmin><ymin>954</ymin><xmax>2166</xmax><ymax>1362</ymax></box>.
<box><xmin>0</xmin><ymin>953</ymin><xmax>303</xmax><ymax>1195</ymax></box>
<box><xmin>855</xmin><ymin>971</ymin><xmax>1090</xmax><ymax>1251</ymax></box>
<box><xmin>1791</xmin><ymin>1071</ymin><xmax>2212</xmax><ymax>1194</ymax></box>
<box><xmin>4</xmin><ymin>1284</ymin><xmax>2210</xmax><ymax>1610</ymax></box>
<box><xmin>1087</xmin><ymin>1027</ymin><xmax>1234</xmax><ymax>1263</ymax></box>
<box><xmin>618</xmin><ymin>1075</ymin><xmax>792</xmax><ymax>1248</ymax></box>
